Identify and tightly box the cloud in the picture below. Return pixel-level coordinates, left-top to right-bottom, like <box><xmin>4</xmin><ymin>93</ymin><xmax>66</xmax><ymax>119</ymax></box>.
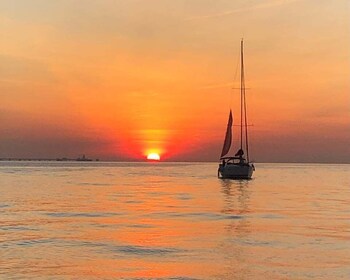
<box><xmin>185</xmin><ymin>0</ymin><xmax>301</xmax><ymax>21</ymax></box>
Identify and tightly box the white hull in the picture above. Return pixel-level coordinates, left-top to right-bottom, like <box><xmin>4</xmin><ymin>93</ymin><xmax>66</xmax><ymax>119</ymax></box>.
<box><xmin>218</xmin><ymin>163</ymin><xmax>254</xmax><ymax>179</ymax></box>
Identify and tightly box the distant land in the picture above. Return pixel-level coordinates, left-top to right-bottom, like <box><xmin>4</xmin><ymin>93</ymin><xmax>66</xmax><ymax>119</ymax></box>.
<box><xmin>0</xmin><ymin>155</ymin><xmax>99</xmax><ymax>162</ymax></box>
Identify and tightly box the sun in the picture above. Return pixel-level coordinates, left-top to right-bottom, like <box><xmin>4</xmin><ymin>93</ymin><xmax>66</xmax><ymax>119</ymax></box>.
<box><xmin>147</xmin><ymin>153</ymin><xmax>160</xmax><ymax>161</ymax></box>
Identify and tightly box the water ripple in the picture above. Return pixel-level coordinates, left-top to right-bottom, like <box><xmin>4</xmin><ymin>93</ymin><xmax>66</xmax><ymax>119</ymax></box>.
<box><xmin>69</xmin><ymin>240</ymin><xmax>188</xmax><ymax>258</ymax></box>
<box><xmin>0</xmin><ymin>226</ymin><xmax>39</xmax><ymax>231</ymax></box>
<box><xmin>120</xmin><ymin>276</ymin><xmax>200</xmax><ymax>280</ymax></box>
<box><xmin>147</xmin><ymin>211</ymin><xmax>243</xmax><ymax>220</ymax></box>
<box><xmin>0</xmin><ymin>204</ymin><xmax>10</xmax><ymax>208</ymax></box>
<box><xmin>115</xmin><ymin>245</ymin><xmax>182</xmax><ymax>256</ymax></box>
<box><xmin>45</xmin><ymin>212</ymin><xmax>119</xmax><ymax>218</ymax></box>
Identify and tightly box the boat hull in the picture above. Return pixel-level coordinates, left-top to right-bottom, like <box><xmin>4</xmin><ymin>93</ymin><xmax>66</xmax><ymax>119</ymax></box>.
<box><xmin>218</xmin><ymin>163</ymin><xmax>254</xmax><ymax>179</ymax></box>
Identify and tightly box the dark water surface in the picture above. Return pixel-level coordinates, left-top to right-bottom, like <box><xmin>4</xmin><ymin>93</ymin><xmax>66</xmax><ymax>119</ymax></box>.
<box><xmin>0</xmin><ymin>162</ymin><xmax>349</xmax><ymax>279</ymax></box>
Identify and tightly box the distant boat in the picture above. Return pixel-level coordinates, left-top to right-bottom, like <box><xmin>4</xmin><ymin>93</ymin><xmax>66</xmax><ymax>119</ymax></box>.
<box><xmin>76</xmin><ymin>155</ymin><xmax>93</xmax><ymax>162</ymax></box>
<box><xmin>218</xmin><ymin>39</ymin><xmax>255</xmax><ymax>179</ymax></box>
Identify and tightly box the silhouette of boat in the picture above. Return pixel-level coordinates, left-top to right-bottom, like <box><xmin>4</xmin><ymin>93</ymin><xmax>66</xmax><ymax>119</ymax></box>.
<box><xmin>76</xmin><ymin>155</ymin><xmax>93</xmax><ymax>161</ymax></box>
<box><xmin>218</xmin><ymin>39</ymin><xmax>255</xmax><ymax>179</ymax></box>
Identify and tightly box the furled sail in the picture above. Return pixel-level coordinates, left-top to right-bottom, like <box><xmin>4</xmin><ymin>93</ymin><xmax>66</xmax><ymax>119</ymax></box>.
<box><xmin>220</xmin><ymin>110</ymin><xmax>233</xmax><ymax>158</ymax></box>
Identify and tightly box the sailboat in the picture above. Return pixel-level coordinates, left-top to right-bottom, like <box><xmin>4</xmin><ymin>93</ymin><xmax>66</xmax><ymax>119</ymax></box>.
<box><xmin>218</xmin><ymin>39</ymin><xmax>255</xmax><ymax>179</ymax></box>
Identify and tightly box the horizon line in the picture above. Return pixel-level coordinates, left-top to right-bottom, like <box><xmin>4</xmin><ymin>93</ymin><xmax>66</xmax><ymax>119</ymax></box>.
<box><xmin>0</xmin><ymin>158</ymin><xmax>349</xmax><ymax>165</ymax></box>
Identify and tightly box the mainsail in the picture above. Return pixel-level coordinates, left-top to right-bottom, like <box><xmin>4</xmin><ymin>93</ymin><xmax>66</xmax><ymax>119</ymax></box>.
<box><xmin>220</xmin><ymin>110</ymin><xmax>233</xmax><ymax>158</ymax></box>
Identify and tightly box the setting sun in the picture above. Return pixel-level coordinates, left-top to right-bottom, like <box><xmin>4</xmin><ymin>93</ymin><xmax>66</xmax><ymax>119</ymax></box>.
<box><xmin>147</xmin><ymin>153</ymin><xmax>160</xmax><ymax>161</ymax></box>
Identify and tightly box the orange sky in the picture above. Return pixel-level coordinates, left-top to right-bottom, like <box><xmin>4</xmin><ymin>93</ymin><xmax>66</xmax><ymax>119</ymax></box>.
<box><xmin>1</xmin><ymin>0</ymin><xmax>349</xmax><ymax>162</ymax></box>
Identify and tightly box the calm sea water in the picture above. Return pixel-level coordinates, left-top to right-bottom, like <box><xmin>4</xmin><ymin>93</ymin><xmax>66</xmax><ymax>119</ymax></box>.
<box><xmin>0</xmin><ymin>162</ymin><xmax>349</xmax><ymax>280</ymax></box>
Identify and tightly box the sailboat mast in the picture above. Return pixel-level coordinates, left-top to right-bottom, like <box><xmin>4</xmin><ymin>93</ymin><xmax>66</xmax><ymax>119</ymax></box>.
<box><xmin>240</xmin><ymin>39</ymin><xmax>244</xmax><ymax>151</ymax></box>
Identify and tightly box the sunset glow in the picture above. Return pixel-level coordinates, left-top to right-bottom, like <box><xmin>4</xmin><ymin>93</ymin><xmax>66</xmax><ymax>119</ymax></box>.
<box><xmin>0</xmin><ymin>0</ymin><xmax>349</xmax><ymax>162</ymax></box>
<box><xmin>147</xmin><ymin>153</ymin><xmax>160</xmax><ymax>161</ymax></box>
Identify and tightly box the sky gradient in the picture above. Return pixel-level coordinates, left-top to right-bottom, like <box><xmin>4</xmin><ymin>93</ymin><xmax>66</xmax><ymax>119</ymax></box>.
<box><xmin>1</xmin><ymin>0</ymin><xmax>349</xmax><ymax>162</ymax></box>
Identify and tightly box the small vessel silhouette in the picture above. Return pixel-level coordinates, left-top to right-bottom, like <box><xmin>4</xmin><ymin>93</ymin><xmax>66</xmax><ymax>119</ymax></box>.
<box><xmin>218</xmin><ymin>39</ymin><xmax>255</xmax><ymax>179</ymax></box>
<box><xmin>76</xmin><ymin>155</ymin><xmax>93</xmax><ymax>161</ymax></box>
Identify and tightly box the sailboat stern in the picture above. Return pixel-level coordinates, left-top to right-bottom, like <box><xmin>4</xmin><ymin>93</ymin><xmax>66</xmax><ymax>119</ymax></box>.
<box><xmin>218</xmin><ymin>162</ymin><xmax>254</xmax><ymax>179</ymax></box>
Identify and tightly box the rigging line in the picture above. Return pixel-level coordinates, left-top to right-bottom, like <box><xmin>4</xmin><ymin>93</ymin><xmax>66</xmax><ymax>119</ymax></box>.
<box><xmin>229</xmin><ymin>44</ymin><xmax>241</xmax><ymax>153</ymax></box>
<box><xmin>230</xmin><ymin>46</ymin><xmax>240</xmax><ymax>109</ymax></box>
<box><xmin>232</xmin><ymin>49</ymin><xmax>240</xmax><ymax>84</ymax></box>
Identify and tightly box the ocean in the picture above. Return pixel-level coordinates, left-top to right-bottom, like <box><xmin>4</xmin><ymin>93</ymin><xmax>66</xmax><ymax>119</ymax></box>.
<box><xmin>0</xmin><ymin>161</ymin><xmax>349</xmax><ymax>280</ymax></box>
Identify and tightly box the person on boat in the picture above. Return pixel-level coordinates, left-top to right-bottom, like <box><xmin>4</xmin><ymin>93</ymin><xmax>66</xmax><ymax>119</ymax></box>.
<box><xmin>235</xmin><ymin>149</ymin><xmax>244</xmax><ymax>157</ymax></box>
<box><xmin>235</xmin><ymin>149</ymin><xmax>245</xmax><ymax>164</ymax></box>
